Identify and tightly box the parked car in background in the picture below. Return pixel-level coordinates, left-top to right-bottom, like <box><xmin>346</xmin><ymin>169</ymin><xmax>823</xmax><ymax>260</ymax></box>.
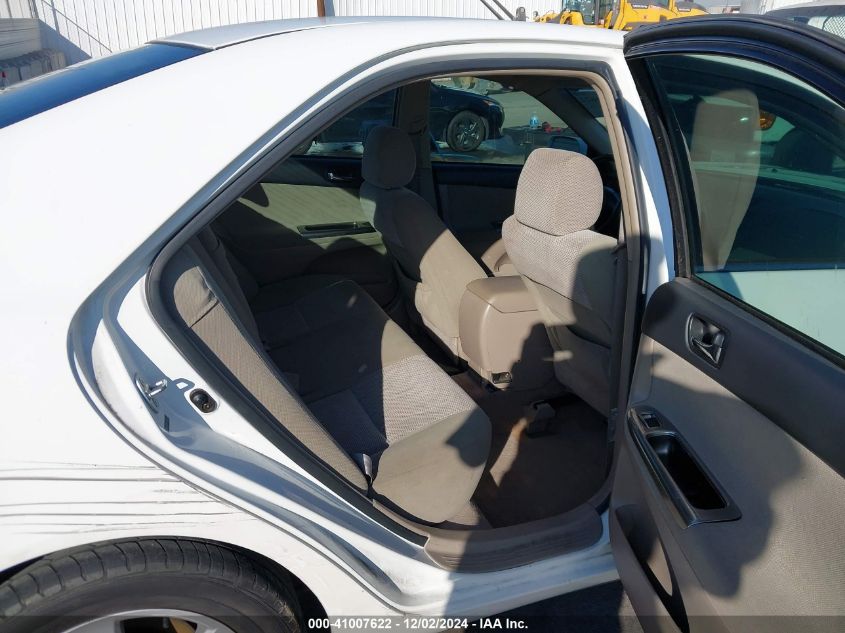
<box><xmin>317</xmin><ymin>81</ymin><xmax>503</xmax><ymax>153</ymax></box>
<box><xmin>767</xmin><ymin>0</ymin><xmax>845</xmax><ymax>38</ymax></box>
<box><xmin>428</xmin><ymin>81</ymin><xmax>504</xmax><ymax>151</ymax></box>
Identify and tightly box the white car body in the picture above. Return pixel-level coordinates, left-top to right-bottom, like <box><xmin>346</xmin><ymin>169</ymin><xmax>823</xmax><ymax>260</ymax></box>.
<box><xmin>1</xmin><ymin>17</ymin><xmax>675</xmax><ymax>620</ymax></box>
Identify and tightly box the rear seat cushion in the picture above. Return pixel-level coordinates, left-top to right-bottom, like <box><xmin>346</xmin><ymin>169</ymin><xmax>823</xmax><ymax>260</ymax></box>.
<box><xmin>252</xmin><ymin>274</ymin><xmax>493</xmax><ymax>524</ymax></box>
<box><xmin>373</xmin><ymin>408</ymin><xmax>490</xmax><ymax>524</ymax></box>
<box><xmin>163</xmin><ymin>229</ymin><xmax>492</xmax><ymax>526</ymax></box>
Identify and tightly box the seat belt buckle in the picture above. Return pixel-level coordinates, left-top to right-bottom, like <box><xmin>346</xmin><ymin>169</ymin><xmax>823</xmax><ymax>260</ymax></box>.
<box><xmin>353</xmin><ymin>453</ymin><xmax>374</xmax><ymax>484</ymax></box>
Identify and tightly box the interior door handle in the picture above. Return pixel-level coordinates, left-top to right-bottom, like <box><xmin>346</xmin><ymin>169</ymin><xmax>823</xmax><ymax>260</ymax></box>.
<box><xmin>687</xmin><ymin>314</ymin><xmax>726</xmax><ymax>367</ymax></box>
<box><xmin>327</xmin><ymin>171</ymin><xmax>356</xmax><ymax>183</ymax></box>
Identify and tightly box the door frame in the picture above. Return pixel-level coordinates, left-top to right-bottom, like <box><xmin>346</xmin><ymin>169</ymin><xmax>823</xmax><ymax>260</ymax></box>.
<box><xmin>144</xmin><ymin>45</ymin><xmax>657</xmax><ymax>555</ymax></box>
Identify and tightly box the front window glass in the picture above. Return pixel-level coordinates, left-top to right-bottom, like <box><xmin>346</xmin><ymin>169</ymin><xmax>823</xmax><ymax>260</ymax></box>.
<box><xmin>597</xmin><ymin>0</ymin><xmax>615</xmax><ymax>22</ymax></box>
<box><xmin>648</xmin><ymin>54</ymin><xmax>845</xmax><ymax>355</ymax></box>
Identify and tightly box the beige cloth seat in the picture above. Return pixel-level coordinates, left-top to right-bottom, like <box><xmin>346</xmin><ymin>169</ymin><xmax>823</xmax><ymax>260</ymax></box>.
<box><xmin>360</xmin><ymin>126</ymin><xmax>489</xmax><ymax>357</ymax></box>
<box><xmin>460</xmin><ymin>230</ymin><xmax>518</xmax><ymax>277</ymax></box>
<box><xmin>502</xmin><ymin>149</ymin><xmax>618</xmax><ymax>415</ymax></box>
<box><xmin>688</xmin><ymin>89</ymin><xmax>760</xmax><ymax>270</ymax></box>
<box><xmin>161</xmin><ymin>228</ymin><xmax>491</xmax><ymax>525</ymax></box>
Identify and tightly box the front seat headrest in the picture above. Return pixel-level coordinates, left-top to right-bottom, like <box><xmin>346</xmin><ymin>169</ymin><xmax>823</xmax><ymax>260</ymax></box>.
<box><xmin>514</xmin><ymin>148</ymin><xmax>603</xmax><ymax>236</ymax></box>
<box><xmin>362</xmin><ymin>126</ymin><xmax>416</xmax><ymax>190</ymax></box>
<box><xmin>772</xmin><ymin>128</ymin><xmax>833</xmax><ymax>174</ymax></box>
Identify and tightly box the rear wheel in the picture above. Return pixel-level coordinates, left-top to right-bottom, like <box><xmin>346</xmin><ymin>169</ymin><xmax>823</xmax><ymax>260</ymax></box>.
<box><xmin>446</xmin><ymin>111</ymin><xmax>487</xmax><ymax>152</ymax></box>
<box><xmin>0</xmin><ymin>539</ymin><xmax>301</xmax><ymax>633</ymax></box>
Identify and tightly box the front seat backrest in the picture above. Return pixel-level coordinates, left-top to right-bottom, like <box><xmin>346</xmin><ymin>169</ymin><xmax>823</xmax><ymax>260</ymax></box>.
<box><xmin>502</xmin><ymin>148</ymin><xmax>617</xmax><ymax>415</ymax></box>
<box><xmin>689</xmin><ymin>89</ymin><xmax>760</xmax><ymax>270</ymax></box>
<box><xmin>360</xmin><ymin>126</ymin><xmax>487</xmax><ymax>357</ymax></box>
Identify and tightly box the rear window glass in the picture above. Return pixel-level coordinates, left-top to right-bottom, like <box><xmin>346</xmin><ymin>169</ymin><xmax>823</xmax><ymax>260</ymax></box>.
<box><xmin>0</xmin><ymin>44</ymin><xmax>202</xmax><ymax>129</ymax></box>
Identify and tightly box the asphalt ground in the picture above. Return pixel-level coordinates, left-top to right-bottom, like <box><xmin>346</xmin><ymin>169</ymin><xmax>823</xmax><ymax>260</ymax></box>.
<box><xmin>493</xmin><ymin>581</ymin><xmax>644</xmax><ymax>633</ymax></box>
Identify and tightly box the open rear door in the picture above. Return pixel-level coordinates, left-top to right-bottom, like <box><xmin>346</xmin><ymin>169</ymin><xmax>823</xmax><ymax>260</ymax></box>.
<box><xmin>612</xmin><ymin>17</ymin><xmax>845</xmax><ymax>633</ymax></box>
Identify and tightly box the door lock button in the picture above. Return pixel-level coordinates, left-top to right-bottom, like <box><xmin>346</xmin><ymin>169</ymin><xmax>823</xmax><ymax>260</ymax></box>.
<box><xmin>641</xmin><ymin>413</ymin><xmax>660</xmax><ymax>429</ymax></box>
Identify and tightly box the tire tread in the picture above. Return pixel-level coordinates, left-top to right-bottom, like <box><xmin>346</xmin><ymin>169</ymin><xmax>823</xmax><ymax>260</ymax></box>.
<box><xmin>0</xmin><ymin>538</ymin><xmax>300</xmax><ymax>631</ymax></box>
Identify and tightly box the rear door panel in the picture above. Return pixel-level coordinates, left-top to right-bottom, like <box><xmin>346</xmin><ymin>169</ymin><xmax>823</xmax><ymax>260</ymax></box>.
<box><xmin>614</xmin><ymin>279</ymin><xmax>845</xmax><ymax>631</ymax></box>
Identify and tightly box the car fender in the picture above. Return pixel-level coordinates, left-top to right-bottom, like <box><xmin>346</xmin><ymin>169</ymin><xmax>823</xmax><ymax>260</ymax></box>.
<box><xmin>0</xmin><ymin>472</ymin><xmax>394</xmax><ymax>618</ymax></box>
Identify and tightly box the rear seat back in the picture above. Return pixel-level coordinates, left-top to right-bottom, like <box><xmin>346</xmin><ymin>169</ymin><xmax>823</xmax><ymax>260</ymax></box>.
<box><xmin>160</xmin><ymin>228</ymin><xmax>492</xmax><ymax>525</ymax></box>
<box><xmin>162</xmin><ymin>234</ymin><xmax>369</xmax><ymax>491</ymax></box>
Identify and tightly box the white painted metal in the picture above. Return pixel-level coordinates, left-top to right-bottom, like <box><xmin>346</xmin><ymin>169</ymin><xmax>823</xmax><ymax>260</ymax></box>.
<box><xmin>0</xmin><ymin>17</ymin><xmax>672</xmax><ymax>619</ymax></box>
<box><xmin>151</xmin><ymin>16</ymin><xmax>375</xmax><ymax>49</ymax></box>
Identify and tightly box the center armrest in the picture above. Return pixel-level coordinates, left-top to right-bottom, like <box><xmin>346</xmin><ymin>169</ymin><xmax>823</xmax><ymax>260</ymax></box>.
<box><xmin>459</xmin><ymin>275</ymin><xmax>552</xmax><ymax>390</ymax></box>
<box><xmin>464</xmin><ymin>276</ymin><xmax>538</xmax><ymax>313</ymax></box>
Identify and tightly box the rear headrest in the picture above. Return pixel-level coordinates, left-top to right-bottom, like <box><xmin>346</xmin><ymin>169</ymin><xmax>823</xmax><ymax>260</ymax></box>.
<box><xmin>514</xmin><ymin>148</ymin><xmax>603</xmax><ymax>236</ymax></box>
<box><xmin>362</xmin><ymin>126</ymin><xmax>416</xmax><ymax>189</ymax></box>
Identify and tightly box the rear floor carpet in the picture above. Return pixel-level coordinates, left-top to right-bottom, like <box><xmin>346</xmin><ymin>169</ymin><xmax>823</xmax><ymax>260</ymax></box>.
<box><xmin>454</xmin><ymin>373</ymin><xmax>609</xmax><ymax>528</ymax></box>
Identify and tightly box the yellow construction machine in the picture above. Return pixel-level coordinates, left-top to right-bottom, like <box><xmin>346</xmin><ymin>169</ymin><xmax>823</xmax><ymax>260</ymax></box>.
<box><xmin>535</xmin><ymin>0</ymin><xmax>707</xmax><ymax>30</ymax></box>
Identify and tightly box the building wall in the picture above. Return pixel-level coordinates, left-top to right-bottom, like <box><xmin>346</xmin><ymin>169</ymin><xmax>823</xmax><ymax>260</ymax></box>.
<box><xmin>2</xmin><ymin>0</ymin><xmax>562</xmax><ymax>65</ymax></box>
<box><xmin>0</xmin><ymin>17</ymin><xmax>41</xmax><ymax>59</ymax></box>
<box><xmin>738</xmin><ymin>0</ymin><xmax>805</xmax><ymax>14</ymax></box>
<box><xmin>329</xmin><ymin>0</ymin><xmax>558</xmax><ymax>19</ymax></box>
<box><xmin>0</xmin><ymin>0</ymin><xmax>34</xmax><ymax>20</ymax></box>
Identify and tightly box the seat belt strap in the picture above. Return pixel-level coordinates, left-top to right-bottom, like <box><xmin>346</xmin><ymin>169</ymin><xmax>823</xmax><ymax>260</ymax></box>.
<box><xmin>397</xmin><ymin>81</ymin><xmax>438</xmax><ymax>209</ymax></box>
<box><xmin>407</xmin><ymin>121</ymin><xmax>437</xmax><ymax>207</ymax></box>
<box><xmin>416</xmin><ymin>129</ymin><xmax>437</xmax><ymax>210</ymax></box>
